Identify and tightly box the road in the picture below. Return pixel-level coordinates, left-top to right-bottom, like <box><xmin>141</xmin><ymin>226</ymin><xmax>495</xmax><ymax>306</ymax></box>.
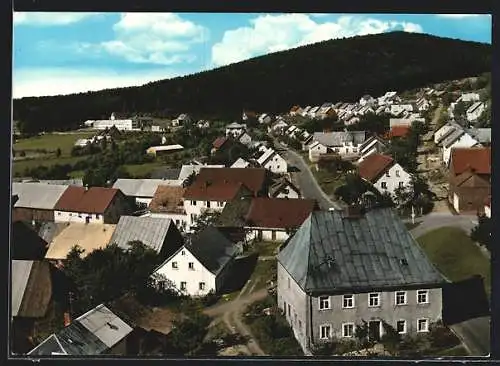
<box><xmin>273</xmin><ymin>140</ymin><xmax>344</xmax><ymax>210</ymax></box>
<box><xmin>450</xmin><ymin>316</ymin><xmax>490</xmax><ymax>356</ymax></box>
<box><xmin>407</xmin><ymin>212</ymin><xmax>478</xmax><ymax>239</ymax></box>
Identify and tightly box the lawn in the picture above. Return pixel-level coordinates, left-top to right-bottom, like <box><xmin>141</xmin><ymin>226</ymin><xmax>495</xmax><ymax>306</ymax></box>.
<box><xmin>311</xmin><ymin>167</ymin><xmax>346</xmax><ymax>196</ymax></box>
<box><xmin>12</xmin><ymin>156</ymin><xmax>88</xmax><ymax>176</ymax></box>
<box><xmin>123</xmin><ymin>162</ymin><xmax>166</xmax><ymax>177</ymax></box>
<box><xmin>248</xmin><ymin>258</ymin><xmax>277</xmax><ymax>292</ymax></box>
<box><xmin>14</xmin><ymin>132</ymin><xmax>95</xmax><ymax>156</ymax></box>
<box><xmin>251</xmin><ymin>241</ymin><xmax>282</xmax><ymax>257</ymax></box>
<box><xmin>417</xmin><ymin>227</ymin><xmax>490</xmax><ymax>297</ymax></box>
<box><xmin>404</xmin><ymin>222</ymin><xmax>422</xmax><ymax>231</ymax></box>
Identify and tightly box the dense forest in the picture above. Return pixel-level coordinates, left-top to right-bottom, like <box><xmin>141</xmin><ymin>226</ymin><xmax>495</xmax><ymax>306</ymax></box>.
<box><xmin>13</xmin><ymin>31</ymin><xmax>491</xmax><ymax>133</ymax></box>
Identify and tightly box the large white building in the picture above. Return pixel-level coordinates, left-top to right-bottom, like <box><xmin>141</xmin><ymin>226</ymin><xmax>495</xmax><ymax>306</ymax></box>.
<box><xmin>85</xmin><ymin>113</ymin><xmax>139</xmax><ymax>131</ymax></box>
<box><xmin>257</xmin><ymin>148</ymin><xmax>288</xmax><ymax>174</ymax></box>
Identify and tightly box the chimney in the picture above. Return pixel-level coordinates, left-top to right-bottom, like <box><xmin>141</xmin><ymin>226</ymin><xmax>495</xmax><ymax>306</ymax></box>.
<box><xmin>64</xmin><ymin>312</ymin><xmax>71</xmax><ymax>327</ymax></box>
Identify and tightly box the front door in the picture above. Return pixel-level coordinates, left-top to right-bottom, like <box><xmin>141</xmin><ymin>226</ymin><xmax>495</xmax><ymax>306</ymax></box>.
<box><xmin>271</xmin><ymin>231</ymin><xmax>276</xmax><ymax>241</ymax></box>
<box><xmin>368</xmin><ymin>320</ymin><xmax>381</xmax><ymax>342</ymax></box>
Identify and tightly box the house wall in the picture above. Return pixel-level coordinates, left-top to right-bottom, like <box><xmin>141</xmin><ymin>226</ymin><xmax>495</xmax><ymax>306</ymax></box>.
<box><xmin>449</xmin><ymin>186</ymin><xmax>490</xmax><ymax>214</ymax></box>
<box><xmin>154</xmin><ymin>248</ymin><xmax>217</xmax><ymax>296</ymax></box>
<box><xmin>277</xmin><ymin>262</ymin><xmax>310</xmax><ymax>353</ymax></box>
<box><xmin>434</xmin><ymin>125</ymin><xmax>455</xmax><ymax>144</ymax></box>
<box><xmin>309</xmin><ymin>144</ymin><xmax>328</xmax><ymax>162</ymax></box>
<box><xmin>12</xmin><ymin>207</ymin><xmax>55</xmax><ymax>223</ymax></box>
<box><xmin>226</xmin><ymin>128</ymin><xmax>245</xmax><ymax>137</ymax></box>
<box><xmin>274</xmin><ymin>187</ymin><xmax>300</xmax><ymax>199</ymax></box>
<box><xmin>310</xmin><ymin>288</ymin><xmax>443</xmax><ymax>343</ymax></box>
<box><xmin>373</xmin><ymin>163</ymin><xmax>412</xmax><ymax>197</ymax></box>
<box><xmin>251</xmin><ymin>229</ymin><xmax>289</xmax><ymax>242</ymax></box>
<box><xmin>147</xmin><ymin>212</ymin><xmax>189</xmax><ymax>232</ymax></box>
<box><xmin>54</xmin><ymin>210</ymin><xmax>105</xmax><ymax>224</ymax></box>
<box><xmin>443</xmin><ymin>135</ymin><xmax>478</xmax><ymax>166</ymax></box>
<box><xmin>103</xmin><ymin>194</ymin><xmax>133</xmax><ymax>224</ymax></box>
<box><xmin>93</xmin><ymin>120</ymin><xmax>137</xmax><ymax>131</ymax></box>
<box><xmin>238</xmin><ymin>133</ymin><xmax>252</xmax><ymax>145</ymax></box>
<box><xmin>467</xmin><ymin>104</ymin><xmax>485</xmax><ymax>122</ymax></box>
<box><xmin>264</xmin><ymin>155</ymin><xmax>288</xmax><ymax>174</ymax></box>
<box><xmin>485</xmin><ymin>205</ymin><xmax>491</xmax><ymax>218</ymax></box>
<box><xmin>183</xmin><ymin>200</ymin><xmax>226</xmax><ymax>230</ymax></box>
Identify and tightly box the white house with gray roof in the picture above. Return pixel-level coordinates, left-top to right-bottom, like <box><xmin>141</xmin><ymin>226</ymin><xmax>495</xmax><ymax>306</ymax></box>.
<box><xmin>257</xmin><ymin>148</ymin><xmax>288</xmax><ymax>174</ymax></box>
<box><xmin>308</xmin><ymin>131</ymin><xmax>367</xmax><ymax>162</ymax></box>
<box><xmin>151</xmin><ymin>227</ymin><xmax>240</xmax><ymax>297</ymax></box>
<box><xmin>466</xmin><ymin>102</ymin><xmax>485</xmax><ymax>122</ymax></box>
<box><xmin>277</xmin><ymin>208</ymin><xmax>446</xmax><ymax>354</ymax></box>
<box><xmin>112</xmin><ymin>179</ymin><xmax>182</xmax><ymax>207</ymax></box>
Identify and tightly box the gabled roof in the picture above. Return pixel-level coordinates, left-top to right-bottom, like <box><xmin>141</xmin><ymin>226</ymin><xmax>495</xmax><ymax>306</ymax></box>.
<box><xmin>108</xmin><ymin>216</ymin><xmax>181</xmax><ymax>254</ymax></box>
<box><xmin>358</xmin><ymin>135</ymin><xmax>386</xmax><ymax>154</ymax></box>
<box><xmin>54</xmin><ymin>187</ymin><xmax>121</xmax><ymax>214</ymax></box>
<box><xmin>277</xmin><ymin>209</ymin><xmax>447</xmax><ymax>294</ymax></box>
<box><xmin>178</xmin><ymin>164</ymin><xmax>225</xmax><ymax>183</ymax></box>
<box><xmin>269</xmin><ymin>178</ymin><xmax>300</xmax><ymax>198</ymax></box>
<box><xmin>257</xmin><ymin>148</ymin><xmax>277</xmax><ymax>166</ymax></box>
<box><xmin>212</xmin><ymin>137</ymin><xmax>229</xmax><ymax>149</ymax></box>
<box><xmin>387</xmin><ymin>125</ymin><xmax>411</xmax><ymax>138</ymax></box>
<box><xmin>12</xmin><ymin>260</ymin><xmax>52</xmax><ymax>318</ymax></box>
<box><xmin>245</xmin><ymin>198</ymin><xmax>317</xmax><ymax>229</ymax></box>
<box><xmin>12</xmin><ymin>183</ymin><xmax>69</xmax><ymax>210</ymax></box>
<box><xmin>312</xmin><ymin>131</ymin><xmax>367</xmax><ymax>147</ymax></box>
<box><xmin>357</xmin><ymin>154</ymin><xmax>395</xmax><ymax>182</ymax></box>
<box><xmin>466</xmin><ymin>128</ymin><xmax>491</xmax><ymax>144</ymax></box>
<box><xmin>183</xmin><ymin>168</ymin><xmax>267</xmax><ymax>200</ymax></box>
<box><xmin>112</xmin><ymin>179</ymin><xmax>180</xmax><ymax>198</ymax></box>
<box><xmin>28</xmin><ymin>304</ymin><xmax>133</xmax><ymax>356</ymax></box>
<box><xmin>453</xmin><ymin>170</ymin><xmax>491</xmax><ymax>188</ymax></box>
<box><xmin>149</xmin><ymin>185</ymin><xmax>186</xmax><ymax>214</ymax></box>
<box><xmin>11</xmin><ymin>221</ymin><xmax>48</xmax><ymax>260</ymax></box>
<box><xmin>231</xmin><ymin>157</ymin><xmax>250</xmax><ymax>168</ymax></box>
<box><xmin>186</xmin><ymin>227</ymin><xmax>238</xmax><ymax>275</ymax></box>
<box><xmin>467</xmin><ymin>101</ymin><xmax>484</xmax><ymax>114</ymax></box>
<box><xmin>450</xmin><ymin>147</ymin><xmax>491</xmax><ymax>176</ymax></box>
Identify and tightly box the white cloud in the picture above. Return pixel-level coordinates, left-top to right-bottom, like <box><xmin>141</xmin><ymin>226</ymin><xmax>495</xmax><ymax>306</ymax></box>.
<box><xmin>211</xmin><ymin>14</ymin><xmax>423</xmax><ymax>67</ymax></box>
<box><xmin>13</xmin><ymin>67</ymin><xmax>181</xmax><ymax>98</ymax></box>
<box><xmin>437</xmin><ymin>14</ymin><xmax>489</xmax><ymax>18</ymax></box>
<box><xmin>85</xmin><ymin>13</ymin><xmax>208</xmax><ymax>66</ymax></box>
<box><xmin>13</xmin><ymin>12</ymin><xmax>100</xmax><ymax>26</ymax></box>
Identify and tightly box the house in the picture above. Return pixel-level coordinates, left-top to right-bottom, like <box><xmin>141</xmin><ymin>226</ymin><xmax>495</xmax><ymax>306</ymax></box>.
<box><xmin>177</xmin><ymin>164</ymin><xmax>225</xmax><ymax>184</ymax></box>
<box><xmin>357</xmin><ymin>135</ymin><xmax>387</xmax><ymax>163</ymax></box>
<box><xmin>300</xmin><ymin>106</ymin><xmax>312</xmax><ymax>117</ymax></box>
<box><xmin>74</xmin><ymin>138</ymin><xmax>91</xmax><ymax>147</ymax></box>
<box><xmin>225</xmin><ymin>122</ymin><xmax>247</xmax><ymax>138</ymax></box>
<box><xmin>171</xmin><ymin>113</ymin><xmax>191</xmax><ymax>127</ymax></box>
<box><xmin>390</xmin><ymin>104</ymin><xmax>414</xmax><ymax>116</ymax></box>
<box><xmin>12</xmin><ymin>183</ymin><xmax>69</xmax><ymax>223</ymax></box>
<box><xmin>357</xmin><ymin>154</ymin><xmax>412</xmax><ymax>197</ymax></box>
<box><xmin>236</xmin><ymin>131</ymin><xmax>253</xmax><ymax>146</ymax></box>
<box><xmin>269</xmin><ymin>119</ymin><xmax>289</xmax><ymax>135</ymax></box>
<box><xmin>11</xmin><ymin>221</ymin><xmax>49</xmax><ymax>260</ymax></box>
<box><xmin>466</xmin><ymin>102</ymin><xmax>485</xmax><ymax>122</ymax></box>
<box><xmin>448</xmin><ymin>147</ymin><xmax>491</xmax><ymax>214</ymax></box>
<box><xmin>231</xmin><ymin>157</ymin><xmax>251</xmax><ymax>168</ymax></box>
<box><xmin>484</xmin><ymin>196</ymin><xmax>491</xmax><ymax>218</ymax></box>
<box><xmin>27</xmin><ymin>179</ymin><xmax>84</xmax><ymax>186</ymax></box>
<box><xmin>344</xmin><ymin>115</ymin><xmax>360</xmax><ymax>126</ymax></box>
<box><xmin>466</xmin><ymin>128</ymin><xmax>491</xmax><ymax>146</ymax></box>
<box><xmin>257</xmin><ymin>149</ymin><xmax>288</xmax><ymax>174</ymax></box>
<box><xmin>269</xmin><ymin>178</ymin><xmax>301</xmax><ymax>199</ymax></box>
<box><xmin>258</xmin><ymin>114</ymin><xmax>272</xmax><ymax>124</ymax></box>
<box><xmin>359</xmin><ymin>95</ymin><xmax>375</xmax><ymax>106</ymax></box>
<box><xmin>308</xmin><ymin>141</ymin><xmax>329</xmax><ymax>162</ymax></box>
<box><xmin>441</xmin><ymin>130</ymin><xmax>479</xmax><ymax>167</ymax></box>
<box><xmin>308</xmin><ymin>106</ymin><xmax>322</xmax><ymax>119</ymax></box>
<box><xmin>389</xmin><ymin>117</ymin><xmax>424</xmax><ymax>129</ymax></box>
<box><xmin>433</xmin><ymin>121</ymin><xmax>462</xmax><ymax>145</ymax></box>
<box><xmin>53</xmin><ymin>186</ymin><xmax>132</xmax><ymax>225</ymax></box>
<box><xmin>91</xmin><ymin>113</ymin><xmax>140</xmax><ymax>131</ymax></box>
<box><xmin>108</xmin><ymin>216</ymin><xmax>184</xmax><ymax>260</ymax></box>
<box><xmin>289</xmin><ymin>106</ymin><xmax>302</xmax><ymax>116</ymax></box>
<box><xmin>27</xmin><ymin>304</ymin><xmax>134</xmax><ymax>356</ymax></box>
<box><xmin>112</xmin><ymin>179</ymin><xmax>182</xmax><ymax>208</ymax></box>
<box><xmin>45</xmin><ymin>223</ymin><xmax>117</xmax><ymax>262</ymax></box>
<box><xmin>146</xmin><ymin>144</ymin><xmax>184</xmax><ymax>157</ymax></box>
<box><xmin>211</xmin><ymin>137</ymin><xmax>230</xmax><ymax>154</ymax></box>
<box><xmin>151</xmin><ymin>227</ymin><xmax>240</xmax><ymax>297</ymax></box>
<box><xmin>147</xmin><ymin>185</ymin><xmax>188</xmax><ymax>230</ymax></box>
<box><xmin>375</xmin><ymin>105</ymin><xmax>387</xmax><ymax>115</ymax></box>
<box><xmin>308</xmin><ymin>131</ymin><xmax>367</xmax><ymax>162</ymax></box>
<box><xmin>415</xmin><ymin>97</ymin><xmax>431</xmax><ymax>111</ymax></box>
<box><xmin>457</xmin><ymin>92</ymin><xmax>480</xmax><ymax>103</ymax></box>
<box><xmin>377</xmin><ymin>91</ymin><xmax>398</xmax><ymax>105</ymax></box>
<box><xmin>197</xmin><ymin>120</ymin><xmax>210</xmax><ymax>129</ymax></box>
<box><xmin>386</xmin><ymin>125</ymin><xmax>411</xmax><ymax>139</ymax></box>
<box><xmin>182</xmin><ymin>168</ymin><xmax>268</xmax><ymax>231</ymax></box>
<box><xmin>356</xmin><ymin>105</ymin><xmax>374</xmax><ymax>116</ymax></box>
<box><xmin>218</xmin><ymin>197</ymin><xmax>318</xmax><ymax>242</ymax></box>
<box><xmin>277</xmin><ymin>208</ymin><xmax>446</xmax><ymax>354</ymax></box>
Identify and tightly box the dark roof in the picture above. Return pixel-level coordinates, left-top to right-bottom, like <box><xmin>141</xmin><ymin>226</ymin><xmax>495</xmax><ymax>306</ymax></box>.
<box><xmin>187</xmin><ymin>227</ymin><xmax>238</xmax><ymax>275</ymax></box>
<box><xmin>387</xmin><ymin>125</ymin><xmax>411</xmax><ymax>138</ymax></box>
<box><xmin>212</xmin><ymin>137</ymin><xmax>228</xmax><ymax>149</ymax></box>
<box><xmin>358</xmin><ymin>134</ymin><xmax>386</xmax><ymax>153</ymax></box>
<box><xmin>246</xmin><ymin>198</ymin><xmax>317</xmax><ymax>229</ymax></box>
<box><xmin>37</xmin><ymin>222</ymin><xmax>68</xmax><ymax>244</ymax></box>
<box><xmin>217</xmin><ymin>197</ymin><xmax>254</xmax><ymax>227</ymax></box>
<box><xmin>54</xmin><ymin>187</ymin><xmax>120</xmax><ymax>213</ymax></box>
<box><xmin>150</xmin><ymin>168</ymin><xmax>182</xmax><ymax>180</ymax></box>
<box><xmin>277</xmin><ymin>208</ymin><xmax>447</xmax><ymax>294</ymax></box>
<box><xmin>269</xmin><ymin>178</ymin><xmax>300</xmax><ymax>198</ymax></box>
<box><xmin>357</xmin><ymin>154</ymin><xmax>395</xmax><ymax>182</ymax></box>
<box><xmin>183</xmin><ymin>168</ymin><xmax>267</xmax><ymax>200</ymax></box>
<box><xmin>11</xmin><ymin>221</ymin><xmax>48</xmax><ymax>260</ymax></box>
<box><xmin>450</xmin><ymin>147</ymin><xmax>491</xmax><ymax>176</ymax></box>
<box><xmin>453</xmin><ymin>170</ymin><xmax>490</xmax><ymax>188</ymax></box>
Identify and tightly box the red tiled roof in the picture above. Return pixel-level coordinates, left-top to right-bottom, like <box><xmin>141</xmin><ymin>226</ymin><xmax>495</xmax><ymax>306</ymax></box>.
<box><xmin>386</xmin><ymin>125</ymin><xmax>411</xmax><ymax>138</ymax></box>
<box><xmin>54</xmin><ymin>186</ymin><xmax>120</xmax><ymax>213</ymax></box>
<box><xmin>212</xmin><ymin>137</ymin><xmax>228</xmax><ymax>149</ymax></box>
<box><xmin>245</xmin><ymin>198</ymin><xmax>317</xmax><ymax>229</ymax></box>
<box><xmin>357</xmin><ymin>154</ymin><xmax>395</xmax><ymax>182</ymax></box>
<box><xmin>450</xmin><ymin>147</ymin><xmax>491</xmax><ymax>176</ymax></box>
<box><xmin>183</xmin><ymin>168</ymin><xmax>267</xmax><ymax>200</ymax></box>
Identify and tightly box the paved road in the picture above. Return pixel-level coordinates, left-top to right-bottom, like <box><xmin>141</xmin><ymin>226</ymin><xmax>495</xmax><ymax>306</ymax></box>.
<box><xmin>450</xmin><ymin>316</ymin><xmax>490</xmax><ymax>356</ymax></box>
<box><xmin>273</xmin><ymin>140</ymin><xmax>344</xmax><ymax>210</ymax></box>
<box><xmin>406</xmin><ymin>212</ymin><xmax>478</xmax><ymax>239</ymax></box>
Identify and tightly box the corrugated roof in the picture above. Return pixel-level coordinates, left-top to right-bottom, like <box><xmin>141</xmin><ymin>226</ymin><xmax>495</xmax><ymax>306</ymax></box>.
<box><xmin>12</xmin><ymin>183</ymin><xmax>69</xmax><ymax>210</ymax></box>
<box><xmin>277</xmin><ymin>208</ymin><xmax>447</xmax><ymax>294</ymax></box>
<box><xmin>11</xmin><ymin>260</ymin><xmax>33</xmax><ymax>317</ymax></box>
<box><xmin>54</xmin><ymin>187</ymin><xmax>120</xmax><ymax>214</ymax></box>
<box><xmin>108</xmin><ymin>216</ymin><xmax>173</xmax><ymax>253</ymax></box>
<box><xmin>112</xmin><ymin>179</ymin><xmax>181</xmax><ymax>198</ymax></box>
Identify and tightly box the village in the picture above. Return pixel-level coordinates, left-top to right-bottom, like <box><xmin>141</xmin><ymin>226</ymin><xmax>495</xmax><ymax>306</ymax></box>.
<box><xmin>11</xmin><ymin>75</ymin><xmax>491</xmax><ymax>358</ymax></box>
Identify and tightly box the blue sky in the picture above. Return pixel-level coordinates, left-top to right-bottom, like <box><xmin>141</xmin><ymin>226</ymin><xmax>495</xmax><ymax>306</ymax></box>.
<box><xmin>13</xmin><ymin>12</ymin><xmax>492</xmax><ymax>98</ymax></box>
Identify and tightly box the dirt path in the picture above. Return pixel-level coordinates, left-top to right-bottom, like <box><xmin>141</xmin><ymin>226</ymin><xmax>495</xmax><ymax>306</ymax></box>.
<box><xmin>430</xmin><ymin>104</ymin><xmax>443</xmax><ymax>129</ymax></box>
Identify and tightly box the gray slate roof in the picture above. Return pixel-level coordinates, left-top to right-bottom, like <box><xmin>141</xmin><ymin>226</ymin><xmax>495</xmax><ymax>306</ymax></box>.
<box><xmin>441</xmin><ymin>128</ymin><xmax>466</xmax><ymax>148</ymax></box>
<box><xmin>187</xmin><ymin>227</ymin><xmax>238</xmax><ymax>275</ymax></box>
<box><xmin>38</xmin><ymin>222</ymin><xmax>69</xmax><ymax>244</ymax></box>
<box><xmin>466</xmin><ymin>128</ymin><xmax>491</xmax><ymax>144</ymax></box>
<box><xmin>11</xmin><ymin>260</ymin><xmax>33</xmax><ymax>317</ymax></box>
<box><xmin>312</xmin><ymin>131</ymin><xmax>367</xmax><ymax>147</ymax></box>
<box><xmin>12</xmin><ymin>183</ymin><xmax>68</xmax><ymax>210</ymax></box>
<box><xmin>108</xmin><ymin>216</ymin><xmax>174</xmax><ymax>253</ymax></box>
<box><xmin>28</xmin><ymin>304</ymin><xmax>133</xmax><ymax>356</ymax></box>
<box><xmin>150</xmin><ymin>167</ymin><xmax>182</xmax><ymax>180</ymax></box>
<box><xmin>112</xmin><ymin>178</ymin><xmax>181</xmax><ymax>198</ymax></box>
<box><xmin>277</xmin><ymin>208</ymin><xmax>447</xmax><ymax>294</ymax></box>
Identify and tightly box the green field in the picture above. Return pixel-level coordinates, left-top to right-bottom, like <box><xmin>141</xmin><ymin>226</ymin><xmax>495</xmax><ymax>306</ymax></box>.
<box><xmin>417</xmin><ymin>227</ymin><xmax>490</xmax><ymax>297</ymax></box>
<box><xmin>14</xmin><ymin>132</ymin><xmax>95</xmax><ymax>155</ymax></box>
<box><xmin>13</xmin><ymin>156</ymin><xmax>88</xmax><ymax>176</ymax></box>
<box><xmin>122</xmin><ymin>162</ymin><xmax>165</xmax><ymax>177</ymax></box>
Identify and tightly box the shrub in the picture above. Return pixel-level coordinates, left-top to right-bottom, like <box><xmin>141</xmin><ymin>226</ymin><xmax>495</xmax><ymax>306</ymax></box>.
<box><xmin>428</xmin><ymin>322</ymin><xmax>460</xmax><ymax>349</ymax></box>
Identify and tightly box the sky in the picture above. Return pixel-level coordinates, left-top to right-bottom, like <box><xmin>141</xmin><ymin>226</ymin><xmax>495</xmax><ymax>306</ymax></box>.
<box><xmin>12</xmin><ymin>12</ymin><xmax>492</xmax><ymax>99</ymax></box>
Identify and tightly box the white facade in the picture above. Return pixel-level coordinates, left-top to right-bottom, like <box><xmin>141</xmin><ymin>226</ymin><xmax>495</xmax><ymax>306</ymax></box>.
<box><xmin>237</xmin><ymin>132</ymin><xmax>253</xmax><ymax>146</ymax></box>
<box><xmin>466</xmin><ymin>102</ymin><xmax>485</xmax><ymax>122</ymax></box>
<box><xmin>92</xmin><ymin>119</ymin><xmax>138</xmax><ymax>131</ymax></box>
<box><xmin>390</xmin><ymin>104</ymin><xmax>414</xmax><ymax>116</ymax></box>
<box><xmin>231</xmin><ymin>158</ymin><xmax>250</xmax><ymax>168</ymax></box>
<box><xmin>308</xmin><ymin>142</ymin><xmax>329</xmax><ymax>162</ymax></box>
<box><xmin>153</xmin><ymin>247</ymin><xmax>217</xmax><ymax>296</ymax></box>
<box><xmin>273</xmin><ymin>185</ymin><xmax>300</xmax><ymax>199</ymax></box>
<box><xmin>372</xmin><ymin>163</ymin><xmax>412</xmax><ymax>197</ymax></box>
<box><xmin>458</xmin><ymin>93</ymin><xmax>480</xmax><ymax>103</ymax></box>
<box><xmin>259</xmin><ymin>114</ymin><xmax>272</xmax><ymax>124</ymax></box>
<box><xmin>258</xmin><ymin>151</ymin><xmax>288</xmax><ymax>174</ymax></box>
<box><xmin>226</xmin><ymin>124</ymin><xmax>247</xmax><ymax>138</ymax></box>
<box><xmin>184</xmin><ymin>200</ymin><xmax>226</xmax><ymax>231</ymax></box>
<box><xmin>443</xmin><ymin>134</ymin><xmax>478</xmax><ymax>166</ymax></box>
<box><xmin>54</xmin><ymin>210</ymin><xmax>105</xmax><ymax>224</ymax></box>
<box><xmin>247</xmin><ymin>228</ymin><xmax>290</xmax><ymax>242</ymax></box>
<box><xmin>485</xmin><ymin>205</ymin><xmax>491</xmax><ymax>218</ymax></box>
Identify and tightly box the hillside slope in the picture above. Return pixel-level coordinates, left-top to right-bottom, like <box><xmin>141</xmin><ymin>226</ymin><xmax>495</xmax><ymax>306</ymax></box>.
<box><xmin>13</xmin><ymin>31</ymin><xmax>491</xmax><ymax>132</ymax></box>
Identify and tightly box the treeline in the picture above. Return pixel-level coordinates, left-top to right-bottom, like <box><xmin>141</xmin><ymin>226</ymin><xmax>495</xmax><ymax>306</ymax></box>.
<box><xmin>13</xmin><ymin>31</ymin><xmax>491</xmax><ymax>133</ymax></box>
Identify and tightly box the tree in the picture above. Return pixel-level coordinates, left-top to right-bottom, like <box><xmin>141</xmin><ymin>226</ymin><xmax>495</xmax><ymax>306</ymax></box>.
<box><xmin>56</xmin><ymin>147</ymin><xmax>62</xmax><ymax>157</ymax></box>
<box><xmin>453</xmin><ymin>101</ymin><xmax>467</xmax><ymax>118</ymax></box>
<box><xmin>192</xmin><ymin>211</ymin><xmax>222</xmax><ymax>234</ymax></box>
<box><xmin>355</xmin><ymin>320</ymin><xmax>370</xmax><ymax>349</ymax></box>
<box><xmin>470</xmin><ymin>213</ymin><xmax>491</xmax><ymax>251</ymax></box>
<box><xmin>334</xmin><ymin>173</ymin><xmax>370</xmax><ymax>204</ymax></box>
<box><xmin>380</xmin><ymin>321</ymin><xmax>402</xmax><ymax>355</ymax></box>
<box><xmin>167</xmin><ymin>312</ymin><xmax>212</xmax><ymax>355</ymax></box>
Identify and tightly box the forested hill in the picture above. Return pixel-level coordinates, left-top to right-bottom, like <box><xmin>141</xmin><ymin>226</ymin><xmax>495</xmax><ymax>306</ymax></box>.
<box><xmin>14</xmin><ymin>31</ymin><xmax>491</xmax><ymax>133</ymax></box>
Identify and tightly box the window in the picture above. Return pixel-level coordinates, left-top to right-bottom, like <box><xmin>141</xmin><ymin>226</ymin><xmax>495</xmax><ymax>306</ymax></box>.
<box><xmin>294</xmin><ymin>313</ymin><xmax>297</xmax><ymax>324</ymax></box>
<box><xmin>368</xmin><ymin>293</ymin><xmax>380</xmax><ymax>307</ymax></box>
<box><xmin>399</xmin><ymin>181</ymin><xmax>404</xmax><ymax>188</ymax></box>
<box><xmin>180</xmin><ymin>282</ymin><xmax>187</xmax><ymax>291</ymax></box>
<box><xmin>299</xmin><ymin>320</ymin><xmax>302</xmax><ymax>330</ymax></box>
<box><xmin>57</xmin><ymin>212</ymin><xmax>61</xmax><ymax>216</ymax></box>
<box><xmin>318</xmin><ymin>296</ymin><xmax>331</xmax><ymax>310</ymax></box>
<box><xmin>190</xmin><ymin>214</ymin><xmax>196</xmax><ymax>222</ymax></box>
<box><xmin>277</xmin><ymin>165</ymin><xmax>280</xmax><ymax>170</ymax></box>
<box><xmin>342</xmin><ymin>323</ymin><xmax>354</xmax><ymax>338</ymax></box>
<box><xmin>172</xmin><ymin>262</ymin><xmax>178</xmax><ymax>269</ymax></box>
<box><xmin>381</xmin><ymin>182</ymin><xmax>387</xmax><ymax>189</ymax></box>
<box><xmin>288</xmin><ymin>278</ymin><xmax>291</xmax><ymax>289</ymax></box>
<box><xmin>417</xmin><ymin>290</ymin><xmax>429</xmax><ymax>304</ymax></box>
<box><xmin>396</xmin><ymin>170</ymin><xmax>400</xmax><ymax>177</ymax></box>
<box><xmin>396</xmin><ymin>320</ymin><xmax>407</xmax><ymax>334</ymax></box>
<box><xmin>176</xmin><ymin>219</ymin><xmax>180</xmax><ymax>225</ymax></box>
<box><xmin>188</xmin><ymin>262</ymin><xmax>194</xmax><ymax>270</ymax></box>
<box><xmin>417</xmin><ymin>319</ymin><xmax>429</xmax><ymax>332</ymax></box>
<box><xmin>343</xmin><ymin>294</ymin><xmax>354</xmax><ymax>308</ymax></box>
<box><xmin>320</xmin><ymin>325</ymin><xmax>331</xmax><ymax>340</ymax></box>
<box><xmin>69</xmin><ymin>213</ymin><xmax>73</xmax><ymax>217</ymax></box>
<box><xmin>385</xmin><ymin>171</ymin><xmax>390</xmax><ymax>177</ymax></box>
<box><xmin>217</xmin><ymin>201</ymin><xmax>224</xmax><ymax>207</ymax></box>
<box><xmin>199</xmin><ymin>282</ymin><xmax>205</xmax><ymax>290</ymax></box>
<box><xmin>78</xmin><ymin>213</ymin><xmax>82</xmax><ymax>218</ymax></box>
<box><xmin>181</xmin><ymin>250</ymin><xmax>185</xmax><ymax>256</ymax></box>
<box><xmin>191</xmin><ymin>200</ymin><xmax>197</xmax><ymax>206</ymax></box>
<box><xmin>395</xmin><ymin>291</ymin><xmax>407</xmax><ymax>305</ymax></box>
<box><xmin>206</xmin><ymin>201</ymin><xmax>211</xmax><ymax>208</ymax></box>
<box><xmin>95</xmin><ymin>214</ymin><xmax>100</xmax><ymax>219</ymax></box>
<box><xmin>287</xmin><ymin>304</ymin><xmax>291</xmax><ymax>317</ymax></box>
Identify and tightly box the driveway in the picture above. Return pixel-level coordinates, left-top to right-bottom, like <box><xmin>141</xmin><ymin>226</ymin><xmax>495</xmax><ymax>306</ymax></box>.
<box><xmin>450</xmin><ymin>316</ymin><xmax>490</xmax><ymax>356</ymax></box>
<box><xmin>273</xmin><ymin>140</ymin><xmax>343</xmax><ymax>210</ymax></box>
